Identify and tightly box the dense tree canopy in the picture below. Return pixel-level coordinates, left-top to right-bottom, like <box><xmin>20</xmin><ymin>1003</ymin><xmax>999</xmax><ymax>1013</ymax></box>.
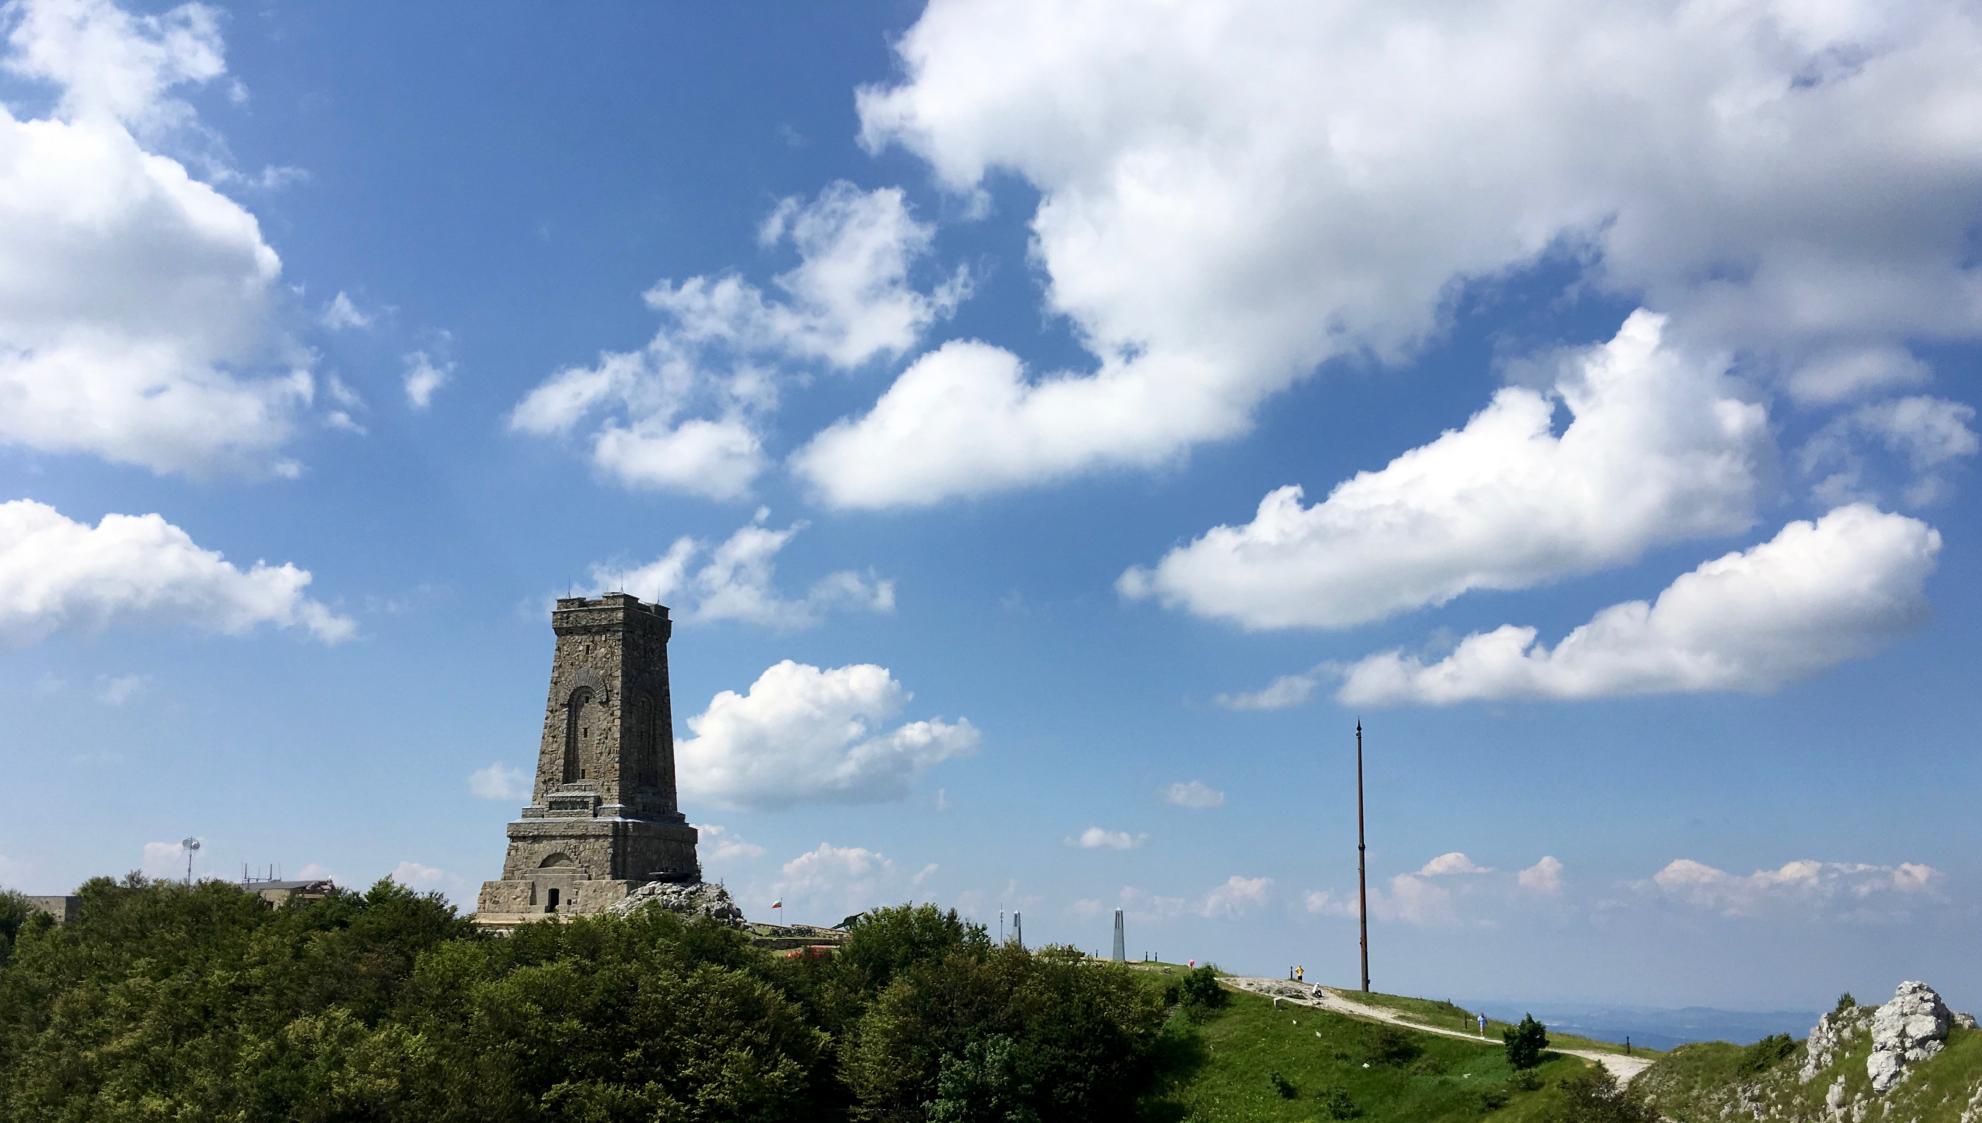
<box><xmin>0</xmin><ymin>882</ymin><xmax>1163</xmax><ymax>1122</ymax></box>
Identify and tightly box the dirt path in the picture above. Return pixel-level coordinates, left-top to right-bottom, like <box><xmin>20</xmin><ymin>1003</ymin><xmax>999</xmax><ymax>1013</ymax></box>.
<box><xmin>1225</xmin><ymin>978</ymin><xmax>1655</xmax><ymax>1085</ymax></box>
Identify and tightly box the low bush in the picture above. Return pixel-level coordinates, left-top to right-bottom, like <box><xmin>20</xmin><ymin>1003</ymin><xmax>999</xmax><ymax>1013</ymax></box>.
<box><xmin>1318</xmin><ymin>1086</ymin><xmax>1362</xmax><ymax>1118</ymax></box>
<box><xmin>1503</xmin><ymin>1013</ymin><xmax>1550</xmax><ymax>1070</ymax></box>
<box><xmin>1740</xmin><ymin>1032</ymin><xmax>1797</xmax><ymax>1072</ymax></box>
<box><xmin>1177</xmin><ymin>964</ymin><xmax>1228</xmax><ymax>1020</ymax></box>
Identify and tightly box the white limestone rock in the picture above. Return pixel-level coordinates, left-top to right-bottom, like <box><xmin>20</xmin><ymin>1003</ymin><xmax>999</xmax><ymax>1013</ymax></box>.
<box><xmin>1804</xmin><ymin>1004</ymin><xmax>1871</xmax><ymax>1083</ymax></box>
<box><xmin>1866</xmin><ymin>980</ymin><xmax>1952</xmax><ymax>1094</ymax></box>
<box><xmin>607</xmin><ymin>879</ymin><xmax>745</xmax><ymax>925</ymax></box>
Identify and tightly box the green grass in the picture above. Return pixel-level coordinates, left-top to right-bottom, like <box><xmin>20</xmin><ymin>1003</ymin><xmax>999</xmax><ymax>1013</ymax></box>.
<box><xmin>1137</xmin><ymin>983</ymin><xmax>1596</xmax><ymax>1122</ymax></box>
<box><xmin>1333</xmin><ymin>988</ymin><xmax>1658</xmax><ymax>1057</ymax></box>
<box><xmin>1635</xmin><ymin>1021</ymin><xmax>1981</xmax><ymax>1122</ymax></box>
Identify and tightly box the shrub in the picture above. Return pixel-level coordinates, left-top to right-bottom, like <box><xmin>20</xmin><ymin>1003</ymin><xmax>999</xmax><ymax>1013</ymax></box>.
<box><xmin>1319</xmin><ymin>1086</ymin><xmax>1362</xmax><ymax>1118</ymax></box>
<box><xmin>1509</xmin><ymin>1069</ymin><xmax>1542</xmax><ymax>1092</ymax></box>
<box><xmin>1269</xmin><ymin>1070</ymin><xmax>1297</xmax><ymax>1098</ymax></box>
<box><xmin>1409</xmin><ymin>1054</ymin><xmax>1448</xmax><ymax>1077</ymax></box>
<box><xmin>1741</xmin><ymin>1033</ymin><xmax>1797</xmax><ymax>1072</ymax></box>
<box><xmin>1503</xmin><ymin>1013</ymin><xmax>1549</xmax><ymax>1070</ymax></box>
<box><xmin>1834</xmin><ymin>992</ymin><xmax>1857</xmax><ymax>1014</ymax></box>
<box><xmin>1361</xmin><ymin>1023</ymin><xmax>1419</xmax><ymax>1066</ymax></box>
<box><xmin>1543</xmin><ymin>1068</ymin><xmax>1659</xmax><ymax>1123</ymax></box>
<box><xmin>1476</xmin><ymin>1087</ymin><xmax>1511</xmax><ymax>1112</ymax></box>
<box><xmin>1176</xmin><ymin>965</ymin><xmax>1227</xmax><ymax>1019</ymax></box>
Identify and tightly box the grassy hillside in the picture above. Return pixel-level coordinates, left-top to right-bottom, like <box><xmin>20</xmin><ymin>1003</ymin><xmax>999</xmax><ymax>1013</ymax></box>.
<box><xmin>1136</xmin><ymin>973</ymin><xmax>1603</xmax><ymax>1121</ymax></box>
<box><xmin>1636</xmin><ymin>1013</ymin><xmax>1982</xmax><ymax>1122</ymax></box>
<box><xmin>1329</xmin><ymin>988</ymin><xmax>1656</xmax><ymax>1058</ymax></box>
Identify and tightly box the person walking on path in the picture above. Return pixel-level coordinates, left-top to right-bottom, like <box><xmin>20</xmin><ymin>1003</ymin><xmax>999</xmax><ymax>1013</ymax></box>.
<box><xmin>1477</xmin><ymin>1012</ymin><xmax>1487</xmax><ymax>1038</ymax></box>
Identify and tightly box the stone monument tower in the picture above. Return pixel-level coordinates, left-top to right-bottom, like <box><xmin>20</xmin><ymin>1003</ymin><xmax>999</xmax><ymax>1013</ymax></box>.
<box><xmin>476</xmin><ymin>594</ymin><xmax>699</xmax><ymax>920</ymax></box>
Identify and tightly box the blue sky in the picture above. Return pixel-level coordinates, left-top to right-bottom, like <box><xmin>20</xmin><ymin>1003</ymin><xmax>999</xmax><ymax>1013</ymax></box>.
<box><xmin>2</xmin><ymin>0</ymin><xmax>1978</xmax><ymax>1012</ymax></box>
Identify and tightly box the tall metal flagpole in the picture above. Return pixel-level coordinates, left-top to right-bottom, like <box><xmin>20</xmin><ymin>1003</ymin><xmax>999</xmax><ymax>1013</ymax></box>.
<box><xmin>1356</xmin><ymin>722</ymin><xmax>1370</xmax><ymax>993</ymax></box>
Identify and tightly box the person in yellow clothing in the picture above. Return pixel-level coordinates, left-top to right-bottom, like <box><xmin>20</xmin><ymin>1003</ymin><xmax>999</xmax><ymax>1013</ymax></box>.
<box><xmin>1295</xmin><ymin>964</ymin><xmax>1305</xmax><ymax>983</ymax></box>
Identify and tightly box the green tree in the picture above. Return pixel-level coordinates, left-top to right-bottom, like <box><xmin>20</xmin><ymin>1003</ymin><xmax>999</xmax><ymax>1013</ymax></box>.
<box><xmin>927</xmin><ymin>1035</ymin><xmax>1040</xmax><ymax>1123</ymax></box>
<box><xmin>1176</xmin><ymin>965</ymin><xmax>1227</xmax><ymax>1019</ymax></box>
<box><xmin>0</xmin><ymin>889</ymin><xmax>30</xmax><ymax>966</ymax></box>
<box><xmin>1502</xmin><ymin>1013</ymin><xmax>1549</xmax><ymax>1070</ymax></box>
<box><xmin>1543</xmin><ymin>1068</ymin><xmax>1659</xmax><ymax>1123</ymax></box>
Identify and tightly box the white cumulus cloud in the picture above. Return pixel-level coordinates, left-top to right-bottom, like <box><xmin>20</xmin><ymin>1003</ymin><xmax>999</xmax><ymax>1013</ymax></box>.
<box><xmin>596</xmin><ymin>509</ymin><xmax>892</xmax><ymax>629</ymax></box>
<box><xmin>511</xmin><ymin>181</ymin><xmax>963</xmax><ymax>500</ymax></box>
<box><xmin>402</xmin><ymin>349</ymin><xmax>452</xmax><ymax>411</ymax></box>
<box><xmin>1651</xmin><ymin>857</ymin><xmax>1941</xmax><ymax>918</ymax></box>
<box><xmin>1197</xmin><ymin>874</ymin><xmax>1272</xmax><ymax>919</ymax></box>
<box><xmin>0</xmin><ymin>499</ymin><xmax>353</xmax><ymax>644</ymax></box>
<box><xmin>0</xmin><ymin>0</ymin><xmax>317</xmax><ymax>477</ymax></box>
<box><xmin>320</xmin><ymin>291</ymin><xmax>373</xmax><ymax>331</ymax></box>
<box><xmin>1419</xmin><ymin>852</ymin><xmax>1491</xmax><ymax>877</ymax></box>
<box><xmin>1161</xmin><ymin>780</ymin><xmax>1225</xmax><ymax>809</ymax></box>
<box><xmin>467</xmin><ymin>762</ymin><xmax>529</xmax><ymax>801</ymax></box>
<box><xmin>1518</xmin><ymin>856</ymin><xmax>1565</xmax><ymax>895</ymax></box>
<box><xmin>1120</xmin><ymin>312</ymin><xmax>1768</xmax><ymax>630</ymax></box>
<box><xmin>696</xmin><ymin>823</ymin><xmax>767</xmax><ymax>863</ymax></box>
<box><xmin>1340</xmin><ymin>504</ymin><xmax>1940</xmax><ymax>705</ymax></box>
<box><xmin>677</xmin><ymin>660</ymin><xmax>978</xmax><ymax>809</ymax></box>
<box><xmin>801</xmin><ymin>0</ymin><xmax>1982</xmax><ymax>506</ymax></box>
<box><xmin>1068</xmin><ymin>826</ymin><xmax>1145</xmax><ymax>851</ymax></box>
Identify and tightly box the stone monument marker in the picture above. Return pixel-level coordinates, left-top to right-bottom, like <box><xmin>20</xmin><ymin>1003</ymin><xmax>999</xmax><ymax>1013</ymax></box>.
<box><xmin>476</xmin><ymin>594</ymin><xmax>700</xmax><ymax>921</ymax></box>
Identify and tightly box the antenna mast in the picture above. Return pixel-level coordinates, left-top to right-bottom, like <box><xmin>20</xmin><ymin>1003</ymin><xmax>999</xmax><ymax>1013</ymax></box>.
<box><xmin>1356</xmin><ymin>722</ymin><xmax>1370</xmax><ymax>993</ymax></box>
<box><xmin>182</xmin><ymin>836</ymin><xmax>201</xmax><ymax>886</ymax></box>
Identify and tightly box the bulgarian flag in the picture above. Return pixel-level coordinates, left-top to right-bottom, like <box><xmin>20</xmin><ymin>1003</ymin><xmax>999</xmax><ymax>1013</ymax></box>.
<box><xmin>771</xmin><ymin>898</ymin><xmax>783</xmax><ymax>911</ymax></box>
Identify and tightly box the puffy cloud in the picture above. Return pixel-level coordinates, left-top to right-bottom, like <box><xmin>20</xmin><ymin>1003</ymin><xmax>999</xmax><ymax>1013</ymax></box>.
<box><xmin>0</xmin><ymin>499</ymin><xmax>354</xmax><ymax>644</ymax></box>
<box><xmin>1419</xmin><ymin>852</ymin><xmax>1491</xmax><ymax>877</ymax></box>
<box><xmin>1161</xmin><ymin>780</ymin><xmax>1225</xmax><ymax>809</ymax></box>
<box><xmin>791</xmin><ymin>340</ymin><xmax>1249</xmax><ymax>509</ymax></box>
<box><xmin>1197</xmin><ymin>875</ymin><xmax>1272</xmax><ymax>919</ymax></box>
<box><xmin>813</xmin><ymin>0</ymin><xmax>1982</xmax><ymax>505</ymax></box>
<box><xmin>677</xmin><ymin>660</ymin><xmax>978</xmax><ymax>809</ymax></box>
<box><xmin>1802</xmin><ymin>395</ymin><xmax>1978</xmax><ymax>508</ymax></box>
<box><xmin>775</xmin><ymin>843</ymin><xmax>896</xmax><ymax>915</ymax></box>
<box><xmin>1067</xmin><ymin>826</ymin><xmax>1145</xmax><ymax>851</ymax></box>
<box><xmin>595</xmin><ymin>509</ymin><xmax>893</xmax><ymax>629</ymax></box>
<box><xmin>1651</xmin><ymin>857</ymin><xmax>1942</xmax><ymax>918</ymax></box>
<box><xmin>3</xmin><ymin>0</ymin><xmax>223</xmax><ymax>131</ymax></box>
<box><xmin>401</xmin><ymin>349</ymin><xmax>452</xmax><ymax>411</ymax></box>
<box><xmin>511</xmin><ymin>182</ymin><xmax>962</xmax><ymax>500</ymax></box>
<box><xmin>389</xmin><ymin>860</ymin><xmax>468</xmax><ymax>901</ymax></box>
<box><xmin>1340</xmin><ymin>504</ymin><xmax>1940</xmax><ymax>705</ymax></box>
<box><xmin>1518</xmin><ymin>856</ymin><xmax>1565</xmax><ymax>895</ymax></box>
<box><xmin>467</xmin><ymin>762</ymin><xmax>529</xmax><ymax>801</ymax></box>
<box><xmin>1214</xmin><ymin>668</ymin><xmax>1325</xmax><ymax>711</ymax></box>
<box><xmin>1310</xmin><ymin>874</ymin><xmax>1458</xmax><ymax>927</ymax></box>
<box><xmin>0</xmin><ymin>0</ymin><xmax>315</xmax><ymax>476</ymax></box>
<box><xmin>696</xmin><ymin>823</ymin><xmax>766</xmax><ymax>863</ymax></box>
<box><xmin>1120</xmin><ymin>312</ymin><xmax>1768</xmax><ymax>629</ymax></box>
<box><xmin>320</xmin><ymin>291</ymin><xmax>372</xmax><ymax>331</ymax></box>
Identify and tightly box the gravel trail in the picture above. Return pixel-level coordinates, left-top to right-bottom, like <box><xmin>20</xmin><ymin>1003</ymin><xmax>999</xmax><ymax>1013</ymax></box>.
<box><xmin>1225</xmin><ymin>977</ymin><xmax>1656</xmax><ymax>1084</ymax></box>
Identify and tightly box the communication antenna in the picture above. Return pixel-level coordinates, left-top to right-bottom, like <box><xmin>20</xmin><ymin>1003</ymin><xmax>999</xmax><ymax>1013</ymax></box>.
<box><xmin>1356</xmin><ymin>722</ymin><xmax>1370</xmax><ymax>993</ymax></box>
<box><xmin>182</xmin><ymin>836</ymin><xmax>201</xmax><ymax>885</ymax></box>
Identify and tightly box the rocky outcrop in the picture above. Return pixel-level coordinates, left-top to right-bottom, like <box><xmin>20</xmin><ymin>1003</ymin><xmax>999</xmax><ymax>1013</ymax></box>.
<box><xmin>1802</xmin><ymin>1003</ymin><xmax>1871</xmax><ymax>1083</ymax></box>
<box><xmin>607</xmin><ymin>879</ymin><xmax>745</xmax><ymax>925</ymax></box>
<box><xmin>1867</xmin><ymin>980</ymin><xmax>1953</xmax><ymax>1093</ymax></box>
